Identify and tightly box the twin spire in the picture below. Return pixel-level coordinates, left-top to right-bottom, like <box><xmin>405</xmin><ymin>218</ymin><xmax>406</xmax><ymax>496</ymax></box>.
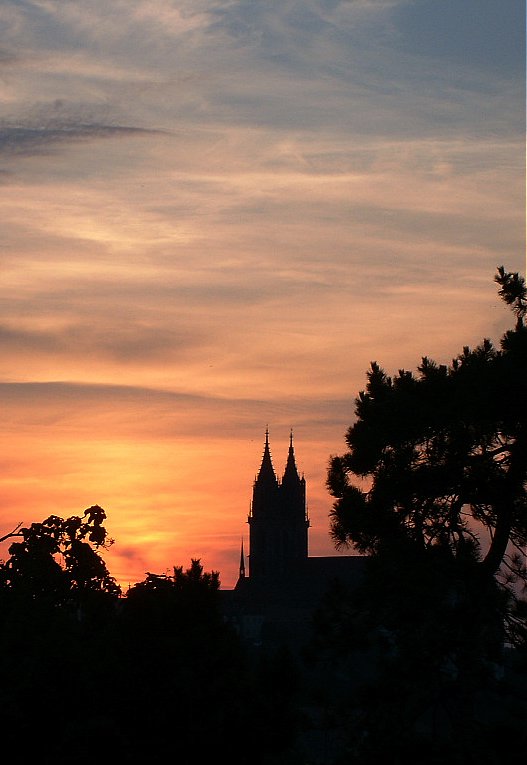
<box><xmin>240</xmin><ymin>427</ymin><xmax>309</xmax><ymax>582</ymax></box>
<box><xmin>256</xmin><ymin>427</ymin><xmax>301</xmax><ymax>486</ymax></box>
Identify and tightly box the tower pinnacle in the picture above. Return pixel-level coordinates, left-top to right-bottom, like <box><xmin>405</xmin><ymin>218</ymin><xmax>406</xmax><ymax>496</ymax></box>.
<box><xmin>255</xmin><ymin>427</ymin><xmax>278</xmax><ymax>487</ymax></box>
<box><xmin>239</xmin><ymin>537</ymin><xmax>246</xmax><ymax>579</ymax></box>
<box><xmin>282</xmin><ymin>428</ymin><xmax>301</xmax><ymax>484</ymax></box>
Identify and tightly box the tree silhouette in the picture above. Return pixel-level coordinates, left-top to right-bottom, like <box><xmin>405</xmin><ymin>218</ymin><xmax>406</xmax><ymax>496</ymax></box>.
<box><xmin>114</xmin><ymin>560</ymin><xmax>299</xmax><ymax>764</ymax></box>
<box><xmin>0</xmin><ymin>507</ymin><xmax>122</xmax><ymax>762</ymax></box>
<box><xmin>0</xmin><ymin>505</ymin><xmax>120</xmax><ymax>606</ymax></box>
<box><xmin>318</xmin><ymin>267</ymin><xmax>527</xmax><ymax>761</ymax></box>
<box><xmin>0</xmin><ymin>518</ymin><xmax>302</xmax><ymax>763</ymax></box>
<box><xmin>495</xmin><ymin>265</ymin><xmax>527</xmax><ymax>329</ymax></box>
<box><xmin>327</xmin><ymin>267</ymin><xmax>527</xmax><ymax>608</ymax></box>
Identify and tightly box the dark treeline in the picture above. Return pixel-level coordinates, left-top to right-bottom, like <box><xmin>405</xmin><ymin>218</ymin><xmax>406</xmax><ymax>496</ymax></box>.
<box><xmin>0</xmin><ymin>516</ymin><xmax>301</xmax><ymax>764</ymax></box>
<box><xmin>0</xmin><ymin>534</ymin><xmax>302</xmax><ymax>763</ymax></box>
<box><xmin>1</xmin><ymin>267</ymin><xmax>526</xmax><ymax>763</ymax></box>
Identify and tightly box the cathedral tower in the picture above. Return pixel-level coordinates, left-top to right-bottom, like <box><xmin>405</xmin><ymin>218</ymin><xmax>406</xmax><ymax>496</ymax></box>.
<box><xmin>247</xmin><ymin>429</ymin><xmax>309</xmax><ymax>582</ymax></box>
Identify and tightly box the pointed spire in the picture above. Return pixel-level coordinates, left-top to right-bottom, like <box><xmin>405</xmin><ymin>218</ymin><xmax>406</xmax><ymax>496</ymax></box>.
<box><xmin>282</xmin><ymin>428</ymin><xmax>301</xmax><ymax>483</ymax></box>
<box><xmin>255</xmin><ymin>426</ymin><xmax>278</xmax><ymax>486</ymax></box>
<box><xmin>239</xmin><ymin>537</ymin><xmax>246</xmax><ymax>579</ymax></box>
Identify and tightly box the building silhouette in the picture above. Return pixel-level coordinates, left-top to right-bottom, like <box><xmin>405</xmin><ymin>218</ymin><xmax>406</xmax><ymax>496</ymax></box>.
<box><xmin>221</xmin><ymin>429</ymin><xmax>365</xmax><ymax>646</ymax></box>
<box><xmin>245</xmin><ymin>427</ymin><xmax>308</xmax><ymax>583</ymax></box>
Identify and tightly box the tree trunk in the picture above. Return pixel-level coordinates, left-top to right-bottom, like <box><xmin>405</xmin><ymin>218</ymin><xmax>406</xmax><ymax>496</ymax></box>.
<box><xmin>481</xmin><ymin>428</ymin><xmax>527</xmax><ymax>576</ymax></box>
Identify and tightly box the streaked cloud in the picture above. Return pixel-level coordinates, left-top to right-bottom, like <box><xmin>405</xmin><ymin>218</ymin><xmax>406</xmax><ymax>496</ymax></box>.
<box><xmin>0</xmin><ymin>0</ymin><xmax>524</xmax><ymax>587</ymax></box>
<box><xmin>0</xmin><ymin>123</ymin><xmax>160</xmax><ymax>165</ymax></box>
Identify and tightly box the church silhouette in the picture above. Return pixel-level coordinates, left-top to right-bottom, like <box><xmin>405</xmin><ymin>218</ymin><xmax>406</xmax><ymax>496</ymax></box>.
<box><xmin>221</xmin><ymin>429</ymin><xmax>365</xmax><ymax>646</ymax></box>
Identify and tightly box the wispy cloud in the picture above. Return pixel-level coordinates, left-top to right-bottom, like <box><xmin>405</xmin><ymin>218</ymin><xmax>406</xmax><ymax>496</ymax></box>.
<box><xmin>0</xmin><ymin>379</ymin><xmax>352</xmax><ymax>425</ymax></box>
<box><xmin>0</xmin><ymin>0</ymin><xmax>523</xmax><ymax>587</ymax></box>
<box><xmin>0</xmin><ymin>122</ymin><xmax>160</xmax><ymax>158</ymax></box>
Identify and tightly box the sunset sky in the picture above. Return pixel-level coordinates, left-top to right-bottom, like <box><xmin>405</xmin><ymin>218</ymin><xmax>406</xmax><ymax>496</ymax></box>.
<box><xmin>1</xmin><ymin>1</ymin><xmax>525</xmax><ymax>589</ymax></box>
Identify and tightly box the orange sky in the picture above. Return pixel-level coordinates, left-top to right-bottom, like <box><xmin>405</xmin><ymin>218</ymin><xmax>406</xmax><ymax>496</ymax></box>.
<box><xmin>1</xmin><ymin>1</ymin><xmax>525</xmax><ymax>589</ymax></box>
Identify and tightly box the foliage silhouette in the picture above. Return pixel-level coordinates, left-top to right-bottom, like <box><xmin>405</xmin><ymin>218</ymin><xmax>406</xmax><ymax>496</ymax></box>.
<box><xmin>0</xmin><ymin>532</ymin><xmax>300</xmax><ymax>764</ymax></box>
<box><xmin>0</xmin><ymin>507</ymin><xmax>122</xmax><ymax>762</ymax></box>
<box><xmin>116</xmin><ymin>559</ymin><xmax>302</xmax><ymax>763</ymax></box>
<box><xmin>317</xmin><ymin>267</ymin><xmax>527</xmax><ymax>762</ymax></box>
<box><xmin>327</xmin><ymin>267</ymin><xmax>527</xmax><ymax>612</ymax></box>
<box><xmin>0</xmin><ymin>505</ymin><xmax>120</xmax><ymax>609</ymax></box>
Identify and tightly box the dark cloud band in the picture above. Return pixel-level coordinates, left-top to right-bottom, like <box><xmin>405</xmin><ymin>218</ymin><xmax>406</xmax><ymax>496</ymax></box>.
<box><xmin>0</xmin><ymin>123</ymin><xmax>161</xmax><ymax>157</ymax></box>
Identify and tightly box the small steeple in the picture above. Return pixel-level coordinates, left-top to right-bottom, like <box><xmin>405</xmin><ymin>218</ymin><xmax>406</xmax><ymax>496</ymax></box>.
<box><xmin>239</xmin><ymin>537</ymin><xmax>246</xmax><ymax>579</ymax></box>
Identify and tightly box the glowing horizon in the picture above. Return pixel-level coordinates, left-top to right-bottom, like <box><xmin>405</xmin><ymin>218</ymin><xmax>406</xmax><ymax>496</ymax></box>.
<box><xmin>1</xmin><ymin>1</ymin><xmax>524</xmax><ymax>590</ymax></box>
